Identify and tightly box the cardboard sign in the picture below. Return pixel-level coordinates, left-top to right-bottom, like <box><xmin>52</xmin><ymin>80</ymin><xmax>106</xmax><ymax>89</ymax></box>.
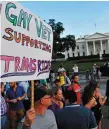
<box><xmin>0</xmin><ymin>2</ymin><xmax>53</xmax><ymax>82</ymax></box>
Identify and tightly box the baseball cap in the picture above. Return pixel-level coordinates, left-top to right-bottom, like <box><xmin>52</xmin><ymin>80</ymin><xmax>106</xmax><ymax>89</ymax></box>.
<box><xmin>34</xmin><ymin>88</ymin><xmax>52</xmax><ymax>101</ymax></box>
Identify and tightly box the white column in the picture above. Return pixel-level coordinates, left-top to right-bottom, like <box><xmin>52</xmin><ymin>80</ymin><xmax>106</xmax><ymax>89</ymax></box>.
<box><xmin>85</xmin><ymin>42</ymin><xmax>89</xmax><ymax>56</ymax></box>
<box><xmin>65</xmin><ymin>50</ymin><xmax>68</xmax><ymax>60</ymax></box>
<box><xmin>100</xmin><ymin>40</ymin><xmax>103</xmax><ymax>54</ymax></box>
<box><xmin>93</xmin><ymin>41</ymin><xmax>96</xmax><ymax>55</ymax></box>
<box><xmin>69</xmin><ymin>47</ymin><xmax>73</xmax><ymax>57</ymax></box>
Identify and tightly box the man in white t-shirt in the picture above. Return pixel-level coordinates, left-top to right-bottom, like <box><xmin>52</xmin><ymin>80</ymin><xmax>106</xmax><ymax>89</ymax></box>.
<box><xmin>72</xmin><ymin>64</ymin><xmax>78</xmax><ymax>75</ymax></box>
<box><xmin>58</xmin><ymin>65</ymin><xmax>65</xmax><ymax>73</ymax></box>
<box><xmin>22</xmin><ymin>88</ymin><xmax>57</xmax><ymax>129</ymax></box>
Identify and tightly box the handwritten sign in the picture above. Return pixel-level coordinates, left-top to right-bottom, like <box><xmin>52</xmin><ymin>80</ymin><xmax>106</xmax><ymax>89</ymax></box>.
<box><xmin>0</xmin><ymin>2</ymin><xmax>53</xmax><ymax>82</ymax></box>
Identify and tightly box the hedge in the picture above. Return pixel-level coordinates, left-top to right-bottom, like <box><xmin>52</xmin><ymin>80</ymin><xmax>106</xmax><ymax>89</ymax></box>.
<box><xmin>68</xmin><ymin>54</ymin><xmax>109</xmax><ymax>61</ymax></box>
<box><xmin>76</xmin><ymin>57</ymin><xmax>109</xmax><ymax>63</ymax></box>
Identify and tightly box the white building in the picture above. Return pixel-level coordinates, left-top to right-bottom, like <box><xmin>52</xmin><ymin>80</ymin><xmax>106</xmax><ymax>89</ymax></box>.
<box><xmin>65</xmin><ymin>32</ymin><xmax>109</xmax><ymax>59</ymax></box>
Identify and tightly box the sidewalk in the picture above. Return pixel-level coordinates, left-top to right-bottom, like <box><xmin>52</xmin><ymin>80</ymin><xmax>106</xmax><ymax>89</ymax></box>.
<box><xmin>101</xmin><ymin>105</ymin><xmax>109</xmax><ymax>129</ymax></box>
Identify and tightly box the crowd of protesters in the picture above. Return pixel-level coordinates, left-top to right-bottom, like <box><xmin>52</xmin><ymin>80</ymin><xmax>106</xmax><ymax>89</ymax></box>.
<box><xmin>86</xmin><ymin>64</ymin><xmax>102</xmax><ymax>82</ymax></box>
<box><xmin>0</xmin><ymin>64</ymin><xmax>109</xmax><ymax>129</ymax></box>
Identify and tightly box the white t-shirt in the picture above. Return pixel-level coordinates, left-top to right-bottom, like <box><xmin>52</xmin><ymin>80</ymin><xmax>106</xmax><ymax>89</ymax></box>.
<box><xmin>58</xmin><ymin>68</ymin><xmax>65</xmax><ymax>72</ymax></box>
<box><xmin>73</xmin><ymin>66</ymin><xmax>78</xmax><ymax>73</ymax></box>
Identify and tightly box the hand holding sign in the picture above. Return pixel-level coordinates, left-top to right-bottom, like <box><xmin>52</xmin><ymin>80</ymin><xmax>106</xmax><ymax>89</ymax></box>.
<box><xmin>24</xmin><ymin>108</ymin><xmax>36</xmax><ymax>127</ymax></box>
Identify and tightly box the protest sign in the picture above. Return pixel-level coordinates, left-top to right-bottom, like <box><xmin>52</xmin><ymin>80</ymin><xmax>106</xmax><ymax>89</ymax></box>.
<box><xmin>0</xmin><ymin>1</ymin><xmax>53</xmax><ymax>82</ymax></box>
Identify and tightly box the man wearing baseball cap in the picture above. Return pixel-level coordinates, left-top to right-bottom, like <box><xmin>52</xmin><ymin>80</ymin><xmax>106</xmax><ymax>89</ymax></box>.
<box><xmin>22</xmin><ymin>87</ymin><xmax>57</xmax><ymax>129</ymax></box>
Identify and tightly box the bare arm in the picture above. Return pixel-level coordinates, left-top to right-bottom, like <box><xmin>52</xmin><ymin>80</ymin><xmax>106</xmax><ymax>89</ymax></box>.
<box><xmin>98</xmin><ymin>92</ymin><xmax>107</xmax><ymax>106</ymax></box>
<box><xmin>17</xmin><ymin>94</ymin><xmax>26</xmax><ymax>101</ymax></box>
<box><xmin>21</xmin><ymin>108</ymin><xmax>36</xmax><ymax>129</ymax></box>
<box><xmin>6</xmin><ymin>98</ymin><xmax>17</xmax><ymax>103</ymax></box>
<box><xmin>20</xmin><ymin>93</ymin><xmax>26</xmax><ymax>100</ymax></box>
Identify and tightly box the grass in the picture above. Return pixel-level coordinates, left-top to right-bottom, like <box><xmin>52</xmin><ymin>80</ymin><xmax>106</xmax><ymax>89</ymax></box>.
<box><xmin>51</xmin><ymin>60</ymin><xmax>105</xmax><ymax>72</ymax></box>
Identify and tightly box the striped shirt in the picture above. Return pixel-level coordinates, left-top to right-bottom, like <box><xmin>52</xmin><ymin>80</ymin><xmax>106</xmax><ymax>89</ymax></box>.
<box><xmin>0</xmin><ymin>95</ymin><xmax>7</xmax><ymax>115</ymax></box>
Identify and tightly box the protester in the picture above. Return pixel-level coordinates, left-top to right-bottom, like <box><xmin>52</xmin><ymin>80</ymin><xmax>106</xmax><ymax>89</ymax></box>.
<box><xmin>106</xmin><ymin>79</ymin><xmax>109</xmax><ymax>119</ymax></box>
<box><xmin>48</xmin><ymin>87</ymin><xmax>64</xmax><ymax>113</ymax></box>
<box><xmin>6</xmin><ymin>82</ymin><xmax>26</xmax><ymax>129</ymax></box>
<box><xmin>34</xmin><ymin>80</ymin><xmax>40</xmax><ymax>87</ymax></box>
<box><xmin>54</xmin><ymin>79</ymin><xmax>61</xmax><ymax>87</ymax></box>
<box><xmin>50</xmin><ymin>70</ymin><xmax>56</xmax><ymax>84</ymax></box>
<box><xmin>0</xmin><ymin>82</ymin><xmax>7</xmax><ymax>129</ymax></box>
<box><xmin>62</xmin><ymin>71</ymin><xmax>71</xmax><ymax>96</ymax></box>
<box><xmin>4</xmin><ymin>82</ymin><xmax>10</xmax><ymax>95</ymax></box>
<box><xmin>89</xmin><ymin>81</ymin><xmax>107</xmax><ymax>129</ymax></box>
<box><xmin>66</xmin><ymin>70</ymin><xmax>70</xmax><ymax>78</ymax></box>
<box><xmin>57</xmin><ymin>72</ymin><xmax>65</xmax><ymax>87</ymax></box>
<box><xmin>58</xmin><ymin>65</ymin><xmax>65</xmax><ymax>73</ymax></box>
<box><xmin>63</xmin><ymin>71</ymin><xmax>71</xmax><ymax>87</ymax></box>
<box><xmin>18</xmin><ymin>81</ymin><xmax>30</xmax><ymax>112</ymax></box>
<box><xmin>98</xmin><ymin>69</ymin><xmax>101</xmax><ymax>82</ymax></box>
<box><xmin>69</xmin><ymin>75</ymin><xmax>81</xmax><ymax>104</ymax></box>
<box><xmin>49</xmin><ymin>70</ymin><xmax>56</xmax><ymax>88</ymax></box>
<box><xmin>22</xmin><ymin>88</ymin><xmax>57</xmax><ymax>129</ymax></box>
<box><xmin>96</xmin><ymin>65</ymin><xmax>101</xmax><ymax>82</ymax></box>
<box><xmin>40</xmin><ymin>79</ymin><xmax>47</xmax><ymax>86</ymax></box>
<box><xmin>82</xmin><ymin>85</ymin><xmax>97</xmax><ymax>109</ymax></box>
<box><xmin>72</xmin><ymin>64</ymin><xmax>78</xmax><ymax>75</ymax></box>
<box><xmin>86</xmin><ymin>69</ymin><xmax>90</xmax><ymax>81</ymax></box>
<box><xmin>106</xmin><ymin>79</ymin><xmax>109</xmax><ymax>104</ymax></box>
<box><xmin>92</xmin><ymin>64</ymin><xmax>97</xmax><ymax>80</ymax></box>
<box><xmin>55</xmin><ymin>89</ymin><xmax>97</xmax><ymax>129</ymax></box>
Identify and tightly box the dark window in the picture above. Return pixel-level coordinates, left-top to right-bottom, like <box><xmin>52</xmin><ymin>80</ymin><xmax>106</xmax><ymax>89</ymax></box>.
<box><xmin>103</xmin><ymin>50</ymin><xmax>105</xmax><ymax>54</ymax></box>
<box><xmin>83</xmin><ymin>52</ymin><xmax>85</xmax><ymax>56</ymax></box>
<box><xmin>73</xmin><ymin>53</ymin><xmax>75</xmax><ymax>57</ymax></box>
<box><xmin>82</xmin><ymin>45</ymin><xmax>84</xmax><ymax>49</ymax></box>
<box><xmin>78</xmin><ymin>52</ymin><xmax>80</xmax><ymax>56</ymax></box>
<box><xmin>68</xmin><ymin>53</ymin><xmax>69</xmax><ymax>58</ymax></box>
<box><xmin>77</xmin><ymin>45</ymin><xmax>79</xmax><ymax>49</ymax></box>
<box><xmin>91</xmin><ymin>51</ymin><xmax>93</xmax><ymax>55</ymax></box>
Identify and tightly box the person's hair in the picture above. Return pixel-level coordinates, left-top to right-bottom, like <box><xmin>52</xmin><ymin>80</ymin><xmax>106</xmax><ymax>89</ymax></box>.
<box><xmin>55</xmin><ymin>79</ymin><xmax>60</xmax><ymax>84</ymax></box>
<box><xmin>65</xmin><ymin>89</ymin><xmax>77</xmax><ymax>104</ymax></box>
<box><xmin>82</xmin><ymin>80</ymin><xmax>98</xmax><ymax>106</ymax></box>
<box><xmin>71</xmin><ymin>75</ymin><xmax>78</xmax><ymax>80</ymax></box>
<box><xmin>53</xmin><ymin>87</ymin><xmax>62</xmax><ymax>95</ymax></box>
<box><xmin>89</xmin><ymin>80</ymin><xmax>99</xmax><ymax>89</ymax></box>
<box><xmin>71</xmin><ymin>75</ymin><xmax>79</xmax><ymax>84</ymax></box>
<box><xmin>82</xmin><ymin>85</ymin><xmax>95</xmax><ymax>106</ymax></box>
<box><xmin>34</xmin><ymin>80</ymin><xmax>40</xmax><ymax>84</ymax></box>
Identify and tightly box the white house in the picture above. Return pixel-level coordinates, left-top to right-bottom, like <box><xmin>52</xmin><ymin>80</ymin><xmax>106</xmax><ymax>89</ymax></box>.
<box><xmin>65</xmin><ymin>32</ymin><xmax>109</xmax><ymax>59</ymax></box>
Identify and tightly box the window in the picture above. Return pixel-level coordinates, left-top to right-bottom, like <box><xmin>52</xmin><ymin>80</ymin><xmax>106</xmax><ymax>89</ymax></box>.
<box><xmin>82</xmin><ymin>45</ymin><xmax>84</xmax><ymax>49</ymax></box>
<box><xmin>78</xmin><ymin>52</ymin><xmax>80</xmax><ymax>56</ymax></box>
<box><xmin>103</xmin><ymin>50</ymin><xmax>105</xmax><ymax>54</ymax></box>
<box><xmin>91</xmin><ymin>51</ymin><xmax>93</xmax><ymax>55</ymax></box>
<box><xmin>73</xmin><ymin>53</ymin><xmax>75</xmax><ymax>57</ymax></box>
<box><xmin>83</xmin><ymin>52</ymin><xmax>85</xmax><ymax>56</ymax></box>
<box><xmin>77</xmin><ymin>45</ymin><xmax>79</xmax><ymax>49</ymax></box>
<box><xmin>68</xmin><ymin>53</ymin><xmax>69</xmax><ymax>58</ymax></box>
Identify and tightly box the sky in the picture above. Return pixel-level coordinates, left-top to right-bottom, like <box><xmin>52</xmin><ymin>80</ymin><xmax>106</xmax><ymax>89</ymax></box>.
<box><xmin>20</xmin><ymin>1</ymin><xmax>109</xmax><ymax>39</ymax></box>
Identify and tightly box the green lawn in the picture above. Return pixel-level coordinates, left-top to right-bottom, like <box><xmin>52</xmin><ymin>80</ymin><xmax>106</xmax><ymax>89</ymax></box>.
<box><xmin>51</xmin><ymin>60</ymin><xmax>105</xmax><ymax>72</ymax></box>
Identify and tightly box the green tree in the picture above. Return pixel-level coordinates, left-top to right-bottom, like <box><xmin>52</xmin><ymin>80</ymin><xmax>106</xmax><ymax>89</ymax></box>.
<box><xmin>48</xmin><ymin>19</ymin><xmax>65</xmax><ymax>58</ymax></box>
<box><xmin>62</xmin><ymin>35</ymin><xmax>76</xmax><ymax>51</ymax></box>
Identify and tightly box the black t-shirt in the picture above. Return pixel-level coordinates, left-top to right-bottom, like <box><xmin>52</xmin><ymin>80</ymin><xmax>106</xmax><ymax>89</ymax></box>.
<box><xmin>55</xmin><ymin>104</ymin><xmax>97</xmax><ymax>129</ymax></box>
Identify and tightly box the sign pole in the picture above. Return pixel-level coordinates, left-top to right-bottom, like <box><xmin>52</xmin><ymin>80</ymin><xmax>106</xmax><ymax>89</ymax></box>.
<box><xmin>31</xmin><ymin>80</ymin><xmax>34</xmax><ymax>108</ymax></box>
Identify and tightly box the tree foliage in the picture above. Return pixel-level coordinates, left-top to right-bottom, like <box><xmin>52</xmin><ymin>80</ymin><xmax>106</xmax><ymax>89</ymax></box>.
<box><xmin>48</xmin><ymin>19</ymin><xmax>76</xmax><ymax>58</ymax></box>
